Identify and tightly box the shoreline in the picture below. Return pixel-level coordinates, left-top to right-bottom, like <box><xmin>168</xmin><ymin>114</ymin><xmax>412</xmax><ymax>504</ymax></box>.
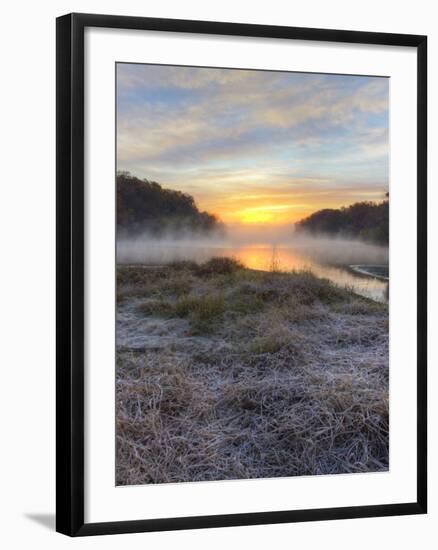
<box><xmin>117</xmin><ymin>260</ymin><xmax>389</xmax><ymax>302</ymax></box>
<box><xmin>349</xmin><ymin>264</ymin><xmax>389</xmax><ymax>281</ymax></box>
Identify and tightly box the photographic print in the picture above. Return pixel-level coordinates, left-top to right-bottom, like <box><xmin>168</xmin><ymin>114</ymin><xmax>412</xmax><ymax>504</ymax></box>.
<box><xmin>56</xmin><ymin>14</ymin><xmax>427</xmax><ymax>535</ymax></box>
<box><xmin>115</xmin><ymin>63</ymin><xmax>389</xmax><ymax>486</ymax></box>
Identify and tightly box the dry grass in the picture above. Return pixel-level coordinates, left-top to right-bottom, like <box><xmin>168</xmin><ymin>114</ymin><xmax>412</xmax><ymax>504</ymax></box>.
<box><xmin>116</xmin><ymin>259</ymin><xmax>389</xmax><ymax>485</ymax></box>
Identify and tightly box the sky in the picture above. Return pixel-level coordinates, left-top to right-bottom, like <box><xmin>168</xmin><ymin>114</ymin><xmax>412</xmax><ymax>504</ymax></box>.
<box><xmin>117</xmin><ymin>63</ymin><xmax>389</xmax><ymax>227</ymax></box>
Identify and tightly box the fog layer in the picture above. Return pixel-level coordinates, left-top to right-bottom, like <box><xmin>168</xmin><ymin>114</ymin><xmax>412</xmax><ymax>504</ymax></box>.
<box><xmin>117</xmin><ymin>225</ymin><xmax>388</xmax><ymax>267</ymax></box>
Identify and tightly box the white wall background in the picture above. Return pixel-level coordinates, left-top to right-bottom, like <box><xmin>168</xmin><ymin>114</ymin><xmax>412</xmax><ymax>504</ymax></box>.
<box><xmin>0</xmin><ymin>0</ymin><xmax>435</xmax><ymax>548</ymax></box>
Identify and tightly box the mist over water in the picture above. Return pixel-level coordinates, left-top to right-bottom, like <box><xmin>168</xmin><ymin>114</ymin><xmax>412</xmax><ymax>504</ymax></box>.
<box><xmin>117</xmin><ymin>226</ymin><xmax>389</xmax><ymax>302</ymax></box>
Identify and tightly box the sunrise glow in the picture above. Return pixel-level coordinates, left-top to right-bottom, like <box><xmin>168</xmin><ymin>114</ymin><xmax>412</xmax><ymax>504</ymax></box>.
<box><xmin>117</xmin><ymin>64</ymin><xmax>389</xmax><ymax>226</ymax></box>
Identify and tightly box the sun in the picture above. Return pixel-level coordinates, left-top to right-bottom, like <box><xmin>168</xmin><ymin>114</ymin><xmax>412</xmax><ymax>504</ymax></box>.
<box><xmin>239</xmin><ymin>211</ymin><xmax>275</xmax><ymax>224</ymax></box>
<box><xmin>230</xmin><ymin>203</ymin><xmax>302</xmax><ymax>225</ymax></box>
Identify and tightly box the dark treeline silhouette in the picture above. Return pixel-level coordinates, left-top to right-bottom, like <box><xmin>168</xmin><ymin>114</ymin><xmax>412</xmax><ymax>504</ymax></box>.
<box><xmin>117</xmin><ymin>172</ymin><xmax>223</xmax><ymax>236</ymax></box>
<box><xmin>295</xmin><ymin>196</ymin><xmax>389</xmax><ymax>245</ymax></box>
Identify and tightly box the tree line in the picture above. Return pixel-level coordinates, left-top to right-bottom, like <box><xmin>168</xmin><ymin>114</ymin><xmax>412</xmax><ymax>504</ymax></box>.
<box><xmin>117</xmin><ymin>172</ymin><xmax>223</xmax><ymax>236</ymax></box>
<box><xmin>295</xmin><ymin>196</ymin><xmax>389</xmax><ymax>244</ymax></box>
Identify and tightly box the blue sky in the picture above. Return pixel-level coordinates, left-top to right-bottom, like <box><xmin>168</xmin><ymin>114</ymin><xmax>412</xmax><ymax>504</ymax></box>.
<box><xmin>117</xmin><ymin>63</ymin><xmax>389</xmax><ymax>225</ymax></box>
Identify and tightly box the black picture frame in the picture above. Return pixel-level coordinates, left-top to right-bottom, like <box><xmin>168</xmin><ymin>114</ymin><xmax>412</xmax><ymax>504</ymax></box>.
<box><xmin>56</xmin><ymin>12</ymin><xmax>427</xmax><ymax>537</ymax></box>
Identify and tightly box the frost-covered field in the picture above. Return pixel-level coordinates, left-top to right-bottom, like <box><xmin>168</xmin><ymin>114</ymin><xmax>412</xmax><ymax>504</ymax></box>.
<box><xmin>116</xmin><ymin>259</ymin><xmax>389</xmax><ymax>485</ymax></box>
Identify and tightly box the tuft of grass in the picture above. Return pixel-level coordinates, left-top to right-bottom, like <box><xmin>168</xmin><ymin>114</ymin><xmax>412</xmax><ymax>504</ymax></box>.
<box><xmin>173</xmin><ymin>295</ymin><xmax>222</xmax><ymax>318</ymax></box>
<box><xmin>137</xmin><ymin>294</ymin><xmax>225</xmax><ymax>332</ymax></box>
<box><xmin>167</xmin><ymin>260</ymin><xmax>199</xmax><ymax>271</ymax></box>
<box><xmin>265</xmin><ymin>269</ymin><xmax>351</xmax><ymax>306</ymax></box>
<box><xmin>331</xmin><ymin>298</ymin><xmax>386</xmax><ymax>315</ymax></box>
<box><xmin>117</xmin><ymin>265</ymin><xmax>168</xmax><ymax>287</ymax></box>
<box><xmin>250</xmin><ymin>335</ymin><xmax>288</xmax><ymax>354</ymax></box>
<box><xmin>160</xmin><ymin>271</ymin><xmax>193</xmax><ymax>297</ymax></box>
<box><xmin>196</xmin><ymin>256</ymin><xmax>244</xmax><ymax>277</ymax></box>
<box><xmin>174</xmin><ymin>294</ymin><xmax>225</xmax><ymax>334</ymax></box>
<box><xmin>137</xmin><ymin>298</ymin><xmax>174</xmax><ymax>317</ymax></box>
<box><xmin>227</xmin><ymin>289</ymin><xmax>265</xmax><ymax>315</ymax></box>
<box><xmin>117</xmin><ymin>285</ymin><xmax>145</xmax><ymax>303</ymax></box>
<box><xmin>281</xmin><ymin>298</ymin><xmax>326</xmax><ymax>323</ymax></box>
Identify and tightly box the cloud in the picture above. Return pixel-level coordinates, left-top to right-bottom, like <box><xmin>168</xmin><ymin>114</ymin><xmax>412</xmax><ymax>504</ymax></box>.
<box><xmin>116</xmin><ymin>63</ymin><xmax>388</xmax><ymax>223</ymax></box>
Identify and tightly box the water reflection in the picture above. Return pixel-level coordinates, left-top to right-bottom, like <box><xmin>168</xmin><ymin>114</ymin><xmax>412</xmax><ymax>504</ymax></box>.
<box><xmin>234</xmin><ymin>246</ymin><xmax>388</xmax><ymax>302</ymax></box>
<box><xmin>121</xmin><ymin>243</ymin><xmax>389</xmax><ymax>302</ymax></box>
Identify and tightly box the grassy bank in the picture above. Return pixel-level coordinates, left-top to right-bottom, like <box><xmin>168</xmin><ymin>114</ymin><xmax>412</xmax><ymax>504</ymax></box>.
<box><xmin>116</xmin><ymin>258</ymin><xmax>389</xmax><ymax>485</ymax></box>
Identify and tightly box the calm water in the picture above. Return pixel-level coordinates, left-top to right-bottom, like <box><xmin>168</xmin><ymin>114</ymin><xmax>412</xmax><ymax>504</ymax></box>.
<box><xmin>118</xmin><ymin>239</ymin><xmax>389</xmax><ymax>302</ymax></box>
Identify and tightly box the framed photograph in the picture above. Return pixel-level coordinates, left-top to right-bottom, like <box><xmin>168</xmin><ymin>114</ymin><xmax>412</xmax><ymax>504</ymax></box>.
<box><xmin>56</xmin><ymin>13</ymin><xmax>427</xmax><ymax>536</ymax></box>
